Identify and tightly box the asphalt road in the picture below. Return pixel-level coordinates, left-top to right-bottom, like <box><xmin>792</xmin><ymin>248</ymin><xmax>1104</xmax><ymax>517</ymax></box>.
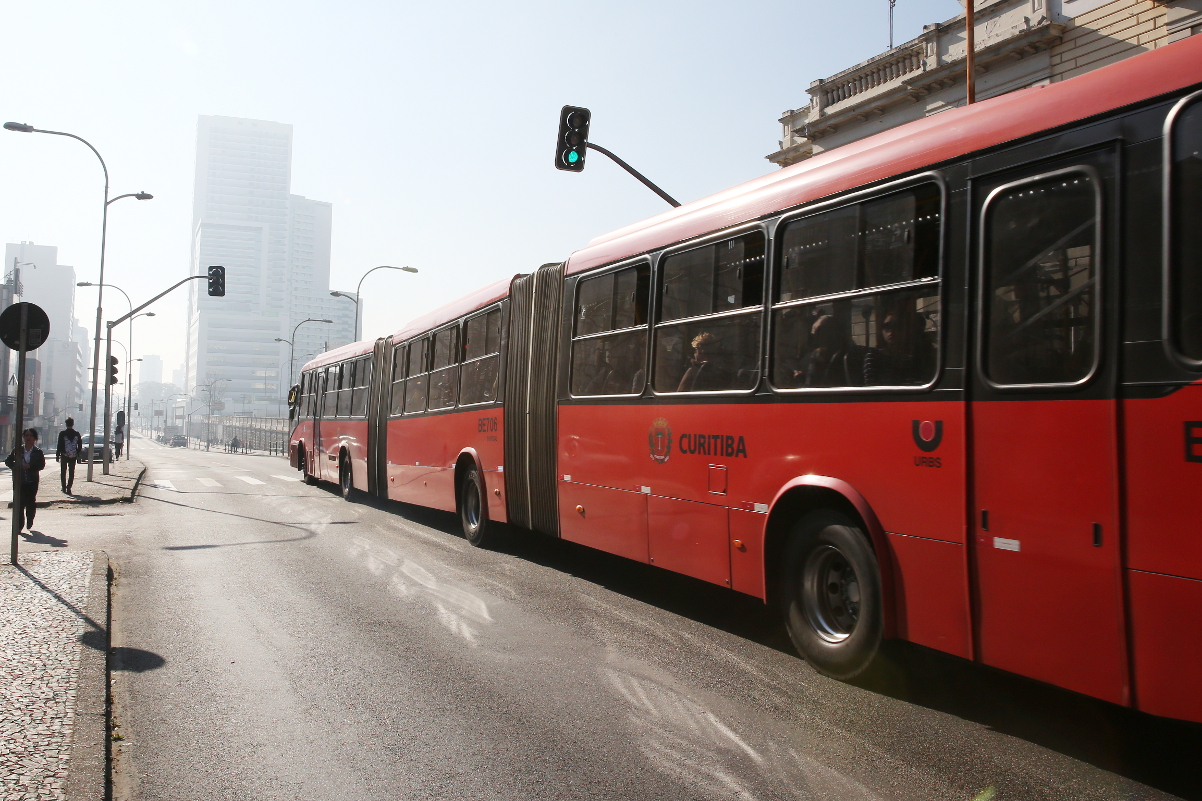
<box><xmin>24</xmin><ymin>433</ymin><xmax>1201</xmax><ymax>801</ymax></box>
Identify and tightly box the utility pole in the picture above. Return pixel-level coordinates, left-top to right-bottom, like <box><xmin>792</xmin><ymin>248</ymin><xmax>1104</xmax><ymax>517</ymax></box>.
<box><xmin>966</xmin><ymin>0</ymin><xmax>977</xmax><ymax>104</ymax></box>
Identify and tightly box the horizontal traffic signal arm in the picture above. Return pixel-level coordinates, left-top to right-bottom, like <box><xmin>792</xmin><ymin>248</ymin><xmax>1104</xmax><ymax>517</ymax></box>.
<box><xmin>553</xmin><ymin>104</ymin><xmax>679</xmax><ymax>208</ymax></box>
<box><xmin>106</xmin><ymin>271</ymin><xmax>225</xmax><ymax>330</ymax></box>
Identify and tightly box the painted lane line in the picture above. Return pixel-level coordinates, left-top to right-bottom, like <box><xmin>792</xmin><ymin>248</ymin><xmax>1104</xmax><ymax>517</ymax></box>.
<box><xmin>236</xmin><ymin>476</ymin><xmax>267</xmax><ymax>485</ymax></box>
<box><xmin>271</xmin><ymin>475</ymin><xmax>302</xmax><ymax>482</ymax></box>
<box><xmin>196</xmin><ymin>477</ymin><xmax>220</xmax><ymax>487</ymax></box>
<box><xmin>150</xmin><ymin>480</ymin><xmax>177</xmax><ymax>491</ymax></box>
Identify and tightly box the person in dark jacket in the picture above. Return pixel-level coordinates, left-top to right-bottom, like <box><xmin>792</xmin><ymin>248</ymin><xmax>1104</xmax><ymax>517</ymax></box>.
<box><xmin>56</xmin><ymin>417</ymin><xmax>83</xmax><ymax>494</ymax></box>
<box><xmin>6</xmin><ymin>428</ymin><xmax>46</xmax><ymax>531</ymax></box>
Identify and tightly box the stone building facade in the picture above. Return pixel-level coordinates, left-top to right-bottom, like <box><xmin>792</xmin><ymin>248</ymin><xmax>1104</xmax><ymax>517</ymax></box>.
<box><xmin>767</xmin><ymin>0</ymin><xmax>1202</xmax><ymax>168</ymax></box>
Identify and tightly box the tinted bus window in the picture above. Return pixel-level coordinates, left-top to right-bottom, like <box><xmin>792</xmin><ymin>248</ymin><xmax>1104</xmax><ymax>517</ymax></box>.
<box><xmin>389</xmin><ymin>345</ymin><xmax>406</xmax><ymax>416</ymax></box>
<box><xmin>323</xmin><ymin>366</ymin><xmax>337</xmax><ymax>417</ymax></box>
<box><xmin>351</xmin><ymin>356</ymin><xmax>371</xmax><ymax>417</ymax></box>
<box><xmin>461</xmin><ymin>308</ymin><xmax>501</xmax><ymax>405</ymax></box>
<box><xmin>405</xmin><ymin>338</ymin><xmax>429</xmax><ymax>414</ymax></box>
<box><xmin>983</xmin><ymin>172</ymin><xmax>1097</xmax><ymax>386</ymax></box>
<box><xmin>654</xmin><ymin>234</ymin><xmax>764</xmax><ymax>393</ymax></box>
<box><xmin>429</xmin><ymin>326</ymin><xmax>460</xmax><ymax>410</ymax></box>
<box><xmin>571</xmin><ymin>263</ymin><xmax>650</xmax><ymax>396</ymax></box>
<box><xmin>772</xmin><ymin>183</ymin><xmax>941</xmax><ymax>389</ymax></box>
<box><xmin>1171</xmin><ymin>96</ymin><xmax>1202</xmax><ymax>361</ymax></box>
<box><xmin>337</xmin><ymin>361</ymin><xmax>353</xmax><ymax>417</ymax></box>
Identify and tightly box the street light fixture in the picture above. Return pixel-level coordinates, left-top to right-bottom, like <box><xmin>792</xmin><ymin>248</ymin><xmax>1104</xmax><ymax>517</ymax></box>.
<box><xmin>76</xmin><ymin>280</ymin><xmax>139</xmax><ymax>471</ymax></box>
<box><xmin>6</xmin><ymin>121</ymin><xmax>153</xmax><ymax>482</ymax></box>
<box><xmin>332</xmin><ymin>265</ymin><xmax>417</xmax><ymax>340</ymax></box>
<box><xmin>277</xmin><ymin>317</ymin><xmax>333</xmax><ymax>394</ymax></box>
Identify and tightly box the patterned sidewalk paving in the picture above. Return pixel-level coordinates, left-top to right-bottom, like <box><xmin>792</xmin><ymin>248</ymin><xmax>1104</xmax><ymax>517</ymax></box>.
<box><xmin>0</xmin><ymin>551</ymin><xmax>102</xmax><ymax>801</ymax></box>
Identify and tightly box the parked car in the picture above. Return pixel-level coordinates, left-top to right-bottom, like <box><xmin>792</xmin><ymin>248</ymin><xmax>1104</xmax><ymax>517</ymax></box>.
<box><xmin>170</xmin><ymin>435</ymin><xmax>188</xmax><ymax>448</ymax></box>
<box><xmin>80</xmin><ymin>435</ymin><xmax>112</xmax><ymax>462</ymax></box>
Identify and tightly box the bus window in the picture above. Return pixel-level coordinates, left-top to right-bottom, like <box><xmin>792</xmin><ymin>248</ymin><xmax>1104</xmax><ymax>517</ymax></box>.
<box><xmin>982</xmin><ymin>171</ymin><xmax>1098</xmax><ymax>386</ymax></box>
<box><xmin>323</xmin><ymin>366</ymin><xmax>338</xmax><ymax>418</ymax></box>
<box><xmin>654</xmin><ymin>234</ymin><xmax>763</xmax><ymax>393</ymax></box>
<box><xmin>571</xmin><ymin>263</ymin><xmax>650</xmax><ymax>396</ymax></box>
<box><xmin>405</xmin><ymin>337</ymin><xmax>430</xmax><ymax>414</ymax></box>
<box><xmin>389</xmin><ymin>345</ymin><xmax>406</xmax><ymax>416</ymax></box>
<box><xmin>1170</xmin><ymin>95</ymin><xmax>1202</xmax><ymax>362</ymax></box>
<box><xmin>771</xmin><ymin>183</ymin><xmax>942</xmax><ymax>389</ymax></box>
<box><xmin>351</xmin><ymin>356</ymin><xmax>371</xmax><ymax>417</ymax></box>
<box><xmin>428</xmin><ymin>326</ymin><xmax>460</xmax><ymax>410</ymax></box>
<box><xmin>337</xmin><ymin>360</ymin><xmax>354</xmax><ymax>417</ymax></box>
<box><xmin>461</xmin><ymin>308</ymin><xmax>501</xmax><ymax>405</ymax></box>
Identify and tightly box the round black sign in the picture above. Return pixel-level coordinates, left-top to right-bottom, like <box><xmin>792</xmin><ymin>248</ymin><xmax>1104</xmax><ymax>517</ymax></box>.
<box><xmin>0</xmin><ymin>302</ymin><xmax>51</xmax><ymax>351</ymax></box>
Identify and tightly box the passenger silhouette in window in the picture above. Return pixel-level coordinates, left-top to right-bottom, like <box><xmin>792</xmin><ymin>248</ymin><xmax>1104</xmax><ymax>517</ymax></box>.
<box><xmin>864</xmin><ymin>310</ymin><xmax>935</xmax><ymax>385</ymax></box>
<box><xmin>677</xmin><ymin>332</ymin><xmax>732</xmax><ymax>392</ymax></box>
<box><xmin>798</xmin><ymin>315</ymin><xmax>864</xmax><ymax>387</ymax></box>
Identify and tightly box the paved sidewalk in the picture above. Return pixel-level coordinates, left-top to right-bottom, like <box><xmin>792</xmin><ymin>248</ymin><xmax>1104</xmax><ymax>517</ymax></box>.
<box><xmin>1</xmin><ymin>459</ymin><xmax>145</xmax><ymax>510</ymax></box>
<box><xmin>0</xmin><ymin>551</ymin><xmax>109</xmax><ymax>801</ymax></box>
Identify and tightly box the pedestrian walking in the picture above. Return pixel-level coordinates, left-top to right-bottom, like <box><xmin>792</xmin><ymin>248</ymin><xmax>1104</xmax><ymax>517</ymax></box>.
<box><xmin>114</xmin><ymin>425</ymin><xmax>125</xmax><ymax>460</ymax></box>
<box><xmin>6</xmin><ymin>428</ymin><xmax>46</xmax><ymax>532</ymax></box>
<box><xmin>56</xmin><ymin>417</ymin><xmax>83</xmax><ymax>494</ymax></box>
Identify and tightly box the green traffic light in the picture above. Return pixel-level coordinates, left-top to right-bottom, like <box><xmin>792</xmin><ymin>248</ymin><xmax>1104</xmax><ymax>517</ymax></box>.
<box><xmin>567</xmin><ymin>150</ymin><xmax>579</xmax><ymax>164</ymax></box>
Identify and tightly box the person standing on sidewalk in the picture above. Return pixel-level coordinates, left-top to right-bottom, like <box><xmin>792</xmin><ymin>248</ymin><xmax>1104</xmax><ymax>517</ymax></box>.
<box><xmin>6</xmin><ymin>428</ymin><xmax>46</xmax><ymax>531</ymax></box>
<box><xmin>56</xmin><ymin>417</ymin><xmax>83</xmax><ymax>494</ymax></box>
<box><xmin>113</xmin><ymin>425</ymin><xmax>125</xmax><ymax>460</ymax></box>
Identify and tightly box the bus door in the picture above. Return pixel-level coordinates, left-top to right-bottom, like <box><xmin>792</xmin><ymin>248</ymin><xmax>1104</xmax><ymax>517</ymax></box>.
<box><xmin>969</xmin><ymin>152</ymin><xmax>1127</xmax><ymax>705</ymax></box>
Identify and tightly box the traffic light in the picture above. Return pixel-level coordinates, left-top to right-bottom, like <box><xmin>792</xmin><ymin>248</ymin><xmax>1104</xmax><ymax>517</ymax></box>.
<box><xmin>109</xmin><ymin>356</ymin><xmax>119</xmax><ymax>385</ymax></box>
<box><xmin>555</xmin><ymin>106</ymin><xmax>591</xmax><ymax>172</ymax></box>
<box><xmin>207</xmin><ymin>265</ymin><xmax>226</xmax><ymax>297</ymax></box>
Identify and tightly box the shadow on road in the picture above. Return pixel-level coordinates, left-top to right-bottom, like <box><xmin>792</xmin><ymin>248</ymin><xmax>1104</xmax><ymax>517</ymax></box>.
<box><xmin>21</xmin><ymin>529</ymin><xmax>67</xmax><ymax>547</ymax></box>
<box><xmin>344</xmin><ymin>491</ymin><xmax>1202</xmax><ymax>800</ymax></box>
<box><xmin>110</xmin><ymin>647</ymin><xmax>167</xmax><ymax>673</ymax></box>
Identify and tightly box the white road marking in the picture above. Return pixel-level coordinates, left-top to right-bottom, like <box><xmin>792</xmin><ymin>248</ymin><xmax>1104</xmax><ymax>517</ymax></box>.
<box><xmin>150</xmin><ymin>480</ymin><xmax>176</xmax><ymax>491</ymax></box>
<box><xmin>236</xmin><ymin>476</ymin><xmax>266</xmax><ymax>485</ymax></box>
<box><xmin>271</xmin><ymin>475</ymin><xmax>301</xmax><ymax>482</ymax></box>
<box><xmin>196</xmin><ymin>477</ymin><xmax>220</xmax><ymax>487</ymax></box>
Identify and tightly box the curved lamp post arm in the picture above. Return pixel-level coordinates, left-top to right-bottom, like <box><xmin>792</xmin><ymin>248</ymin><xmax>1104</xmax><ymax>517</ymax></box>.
<box><xmin>352</xmin><ymin>265</ymin><xmax>417</xmax><ymax>339</ymax></box>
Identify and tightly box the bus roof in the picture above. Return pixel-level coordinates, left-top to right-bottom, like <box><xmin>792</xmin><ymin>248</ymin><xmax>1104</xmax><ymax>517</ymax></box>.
<box><xmin>564</xmin><ymin>32</ymin><xmax>1202</xmax><ymax>277</ymax></box>
<box><xmin>298</xmin><ymin>276</ymin><xmax>514</xmax><ymax>374</ymax></box>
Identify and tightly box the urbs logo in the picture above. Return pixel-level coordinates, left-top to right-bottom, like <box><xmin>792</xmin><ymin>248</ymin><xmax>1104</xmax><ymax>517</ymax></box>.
<box><xmin>648</xmin><ymin>418</ymin><xmax>672</xmax><ymax>463</ymax></box>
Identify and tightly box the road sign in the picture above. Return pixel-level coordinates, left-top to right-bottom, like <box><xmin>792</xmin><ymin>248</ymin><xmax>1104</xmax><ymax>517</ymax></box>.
<box><xmin>0</xmin><ymin>303</ymin><xmax>49</xmax><ymax>351</ymax></box>
<box><xmin>210</xmin><ymin>401</ymin><xmax>225</xmax><ymax>411</ymax></box>
<box><xmin>154</xmin><ymin>409</ymin><xmax>165</xmax><ymax>416</ymax></box>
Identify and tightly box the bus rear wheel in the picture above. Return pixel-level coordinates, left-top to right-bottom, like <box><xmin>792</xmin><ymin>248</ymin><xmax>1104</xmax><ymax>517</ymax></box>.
<box><xmin>780</xmin><ymin>511</ymin><xmax>882</xmax><ymax>680</ymax></box>
<box><xmin>339</xmin><ymin>454</ymin><xmax>355</xmax><ymax>500</ymax></box>
<box><xmin>459</xmin><ymin>467</ymin><xmax>494</xmax><ymax>548</ymax></box>
<box><xmin>300</xmin><ymin>447</ymin><xmax>317</xmax><ymax>485</ymax></box>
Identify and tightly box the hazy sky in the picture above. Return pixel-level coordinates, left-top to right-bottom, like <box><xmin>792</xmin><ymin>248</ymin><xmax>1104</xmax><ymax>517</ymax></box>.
<box><xmin>1</xmin><ymin>0</ymin><xmax>962</xmax><ymax>379</ymax></box>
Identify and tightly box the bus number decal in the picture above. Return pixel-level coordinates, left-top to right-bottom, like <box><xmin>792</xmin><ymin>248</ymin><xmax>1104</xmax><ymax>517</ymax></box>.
<box><xmin>478</xmin><ymin>417</ymin><xmax>499</xmax><ymax>441</ymax></box>
<box><xmin>1186</xmin><ymin>421</ymin><xmax>1202</xmax><ymax>463</ymax></box>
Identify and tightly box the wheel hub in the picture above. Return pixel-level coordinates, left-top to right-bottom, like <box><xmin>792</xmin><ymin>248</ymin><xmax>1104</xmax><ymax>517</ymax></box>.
<box><xmin>802</xmin><ymin>545</ymin><xmax>861</xmax><ymax>643</ymax></box>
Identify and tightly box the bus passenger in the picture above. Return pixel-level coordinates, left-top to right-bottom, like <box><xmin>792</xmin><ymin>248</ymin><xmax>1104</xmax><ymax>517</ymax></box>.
<box><xmin>798</xmin><ymin>315</ymin><xmax>865</xmax><ymax>387</ymax></box>
<box><xmin>677</xmin><ymin>332</ymin><xmax>732</xmax><ymax>392</ymax></box>
<box><xmin>864</xmin><ymin>311</ymin><xmax>936</xmax><ymax>385</ymax></box>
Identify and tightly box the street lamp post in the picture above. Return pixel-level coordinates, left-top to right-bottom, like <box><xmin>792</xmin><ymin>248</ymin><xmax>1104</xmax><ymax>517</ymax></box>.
<box><xmin>277</xmin><ymin>318</ymin><xmax>333</xmax><ymax>397</ymax></box>
<box><xmin>331</xmin><ymin>265</ymin><xmax>417</xmax><ymax>340</ymax></box>
<box><xmin>5</xmin><ymin>120</ymin><xmax>153</xmax><ymax>482</ymax></box>
<box><xmin>124</xmin><ymin>312</ymin><xmax>154</xmax><ymax>459</ymax></box>
<box><xmin>77</xmin><ymin>281</ymin><xmax>145</xmax><ymax>467</ymax></box>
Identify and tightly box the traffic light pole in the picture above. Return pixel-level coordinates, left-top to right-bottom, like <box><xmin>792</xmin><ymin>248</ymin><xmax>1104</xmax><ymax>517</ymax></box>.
<box><xmin>586</xmin><ymin>143</ymin><xmax>680</xmax><ymax>208</ymax></box>
<box><xmin>100</xmin><ymin>273</ymin><xmax>210</xmax><ymax>469</ymax></box>
<box><xmin>102</xmin><ymin>328</ymin><xmax>113</xmax><ymax>474</ymax></box>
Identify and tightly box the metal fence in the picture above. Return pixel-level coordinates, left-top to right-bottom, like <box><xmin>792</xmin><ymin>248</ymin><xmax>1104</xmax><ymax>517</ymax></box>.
<box><xmin>168</xmin><ymin>415</ymin><xmax>292</xmax><ymax>456</ymax></box>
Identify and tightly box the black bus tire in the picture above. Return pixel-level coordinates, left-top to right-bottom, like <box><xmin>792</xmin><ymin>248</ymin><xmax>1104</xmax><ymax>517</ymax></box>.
<box><xmin>459</xmin><ymin>467</ymin><xmax>494</xmax><ymax>547</ymax></box>
<box><xmin>339</xmin><ymin>454</ymin><xmax>355</xmax><ymax>500</ymax></box>
<box><xmin>300</xmin><ymin>447</ymin><xmax>318</xmax><ymax>485</ymax></box>
<box><xmin>780</xmin><ymin>511</ymin><xmax>883</xmax><ymax>680</ymax></box>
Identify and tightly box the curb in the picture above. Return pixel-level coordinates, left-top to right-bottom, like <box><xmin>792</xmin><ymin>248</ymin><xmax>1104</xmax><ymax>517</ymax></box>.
<box><xmin>127</xmin><ymin>465</ymin><xmax>147</xmax><ymax>502</ymax></box>
<box><xmin>6</xmin><ymin>466</ymin><xmax>147</xmax><ymax>510</ymax></box>
<box><xmin>65</xmin><ymin>551</ymin><xmax>110</xmax><ymax>801</ymax></box>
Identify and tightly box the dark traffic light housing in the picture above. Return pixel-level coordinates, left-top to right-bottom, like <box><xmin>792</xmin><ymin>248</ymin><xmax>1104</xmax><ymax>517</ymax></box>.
<box><xmin>555</xmin><ymin>106</ymin><xmax>591</xmax><ymax>172</ymax></box>
<box><xmin>109</xmin><ymin>356</ymin><xmax>119</xmax><ymax>385</ymax></box>
<box><xmin>207</xmin><ymin>265</ymin><xmax>226</xmax><ymax>297</ymax></box>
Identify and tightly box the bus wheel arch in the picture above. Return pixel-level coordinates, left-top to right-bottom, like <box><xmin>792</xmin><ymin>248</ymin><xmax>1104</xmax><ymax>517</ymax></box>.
<box><xmin>454</xmin><ymin>451</ymin><xmax>495</xmax><ymax>548</ymax></box>
<box><xmin>338</xmin><ymin>448</ymin><xmax>355</xmax><ymax>500</ymax></box>
<box><xmin>763</xmin><ymin>478</ymin><xmax>896</xmax><ymax>641</ymax></box>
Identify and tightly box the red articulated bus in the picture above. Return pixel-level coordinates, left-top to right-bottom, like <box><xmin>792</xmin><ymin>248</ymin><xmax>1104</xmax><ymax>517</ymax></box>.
<box><xmin>290</xmin><ymin>36</ymin><xmax>1202</xmax><ymax>723</ymax></box>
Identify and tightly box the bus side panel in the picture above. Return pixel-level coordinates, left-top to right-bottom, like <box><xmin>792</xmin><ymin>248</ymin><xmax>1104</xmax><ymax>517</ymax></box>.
<box><xmin>886</xmin><ymin>533</ymin><xmax>973</xmax><ymax>658</ymax></box>
<box><xmin>559</xmin><ymin>482</ymin><xmax>649</xmax><ymax>563</ymax></box>
<box><xmin>386</xmin><ymin>409</ymin><xmax>506</xmax><ymax>516</ymax></box>
<box><xmin>1123</xmin><ymin>388</ymin><xmax>1202</xmax><ymax>580</ymax></box>
<box><xmin>729</xmin><ymin>509</ymin><xmax>767</xmax><ymax>599</ymax></box>
<box><xmin>1127</xmin><ymin>568</ymin><xmax>1202</xmax><ymax>721</ymax></box>
<box><xmin>322</xmin><ymin>420</ymin><xmax>369</xmax><ymax>484</ymax></box>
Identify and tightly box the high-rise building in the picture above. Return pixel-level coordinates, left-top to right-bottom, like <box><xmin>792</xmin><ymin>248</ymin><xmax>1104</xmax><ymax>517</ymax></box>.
<box><xmin>185</xmin><ymin>116</ymin><xmax>356</xmax><ymax>417</ymax></box>
<box><xmin>140</xmin><ymin>354</ymin><xmax>164</xmax><ymax>385</ymax></box>
<box><xmin>4</xmin><ymin>242</ymin><xmax>89</xmax><ymax>426</ymax></box>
